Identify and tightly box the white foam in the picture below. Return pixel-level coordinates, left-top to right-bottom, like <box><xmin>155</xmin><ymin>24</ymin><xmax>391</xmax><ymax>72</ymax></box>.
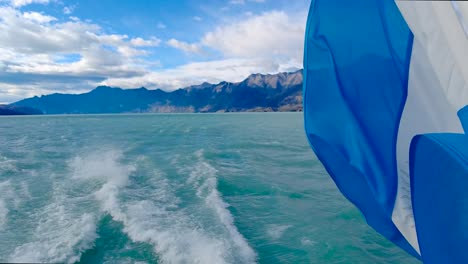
<box><xmin>69</xmin><ymin>149</ymin><xmax>135</xmax><ymax>222</ymax></box>
<box><xmin>0</xmin><ymin>180</ymin><xmax>13</xmax><ymax>230</ymax></box>
<box><xmin>300</xmin><ymin>238</ymin><xmax>316</xmax><ymax>247</ymax></box>
<box><xmin>93</xmin><ymin>161</ymin><xmax>231</xmax><ymax>264</ymax></box>
<box><xmin>189</xmin><ymin>150</ymin><xmax>257</xmax><ymax>263</ymax></box>
<box><xmin>68</xmin><ymin>148</ymin><xmax>256</xmax><ymax>264</ymax></box>
<box><xmin>118</xmin><ymin>201</ymin><xmax>229</xmax><ymax>264</ymax></box>
<box><xmin>266</xmin><ymin>225</ymin><xmax>291</xmax><ymax>240</ymax></box>
<box><xmin>0</xmin><ymin>179</ymin><xmax>31</xmax><ymax>234</ymax></box>
<box><xmin>68</xmin><ymin>149</ymin><xmax>220</xmax><ymax>263</ymax></box>
<box><xmin>0</xmin><ymin>199</ymin><xmax>7</xmax><ymax>230</ymax></box>
<box><xmin>0</xmin><ymin>155</ymin><xmax>16</xmax><ymax>173</ymax></box>
<box><xmin>69</xmin><ymin>150</ymin><xmax>135</xmax><ymax>186</ymax></box>
<box><xmin>6</xmin><ymin>151</ymin><xmax>129</xmax><ymax>263</ymax></box>
<box><xmin>9</xmin><ymin>209</ymin><xmax>97</xmax><ymax>264</ymax></box>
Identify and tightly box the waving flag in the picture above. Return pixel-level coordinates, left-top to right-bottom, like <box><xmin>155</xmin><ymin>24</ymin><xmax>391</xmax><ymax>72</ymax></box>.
<box><xmin>303</xmin><ymin>0</ymin><xmax>468</xmax><ymax>262</ymax></box>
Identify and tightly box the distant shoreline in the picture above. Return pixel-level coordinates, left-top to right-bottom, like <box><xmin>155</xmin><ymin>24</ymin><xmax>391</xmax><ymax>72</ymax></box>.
<box><xmin>0</xmin><ymin>111</ymin><xmax>303</xmax><ymax>117</ymax></box>
<box><xmin>11</xmin><ymin>70</ymin><xmax>304</xmax><ymax>116</ymax></box>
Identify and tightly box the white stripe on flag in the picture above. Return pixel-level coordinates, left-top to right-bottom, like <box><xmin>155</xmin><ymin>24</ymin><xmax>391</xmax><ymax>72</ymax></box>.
<box><xmin>395</xmin><ymin>0</ymin><xmax>468</xmax><ymax>253</ymax></box>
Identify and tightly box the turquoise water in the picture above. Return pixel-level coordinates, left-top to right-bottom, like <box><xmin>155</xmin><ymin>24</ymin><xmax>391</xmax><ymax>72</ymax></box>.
<box><xmin>0</xmin><ymin>113</ymin><xmax>418</xmax><ymax>263</ymax></box>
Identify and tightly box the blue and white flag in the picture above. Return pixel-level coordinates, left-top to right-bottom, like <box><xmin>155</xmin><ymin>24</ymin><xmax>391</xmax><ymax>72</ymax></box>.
<box><xmin>303</xmin><ymin>0</ymin><xmax>468</xmax><ymax>262</ymax></box>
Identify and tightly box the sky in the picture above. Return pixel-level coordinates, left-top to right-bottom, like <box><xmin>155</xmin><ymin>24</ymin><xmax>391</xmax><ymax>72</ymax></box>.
<box><xmin>0</xmin><ymin>0</ymin><xmax>311</xmax><ymax>103</ymax></box>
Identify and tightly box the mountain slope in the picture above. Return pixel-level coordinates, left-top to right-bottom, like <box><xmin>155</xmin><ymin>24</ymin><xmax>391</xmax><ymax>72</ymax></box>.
<box><xmin>13</xmin><ymin>70</ymin><xmax>303</xmax><ymax>114</ymax></box>
<box><xmin>0</xmin><ymin>105</ymin><xmax>42</xmax><ymax>115</ymax></box>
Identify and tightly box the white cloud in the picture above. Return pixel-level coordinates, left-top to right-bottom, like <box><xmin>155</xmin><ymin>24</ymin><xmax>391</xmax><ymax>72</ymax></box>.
<box><xmin>101</xmin><ymin>57</ymin><xmax>299</xmax><ymax>91</ymax></box>
<box><xmin>0</xmin><ymin>6</ymin><xmax>164</xmax><ymax>102</ymax></box>
<box><xmin>130</xmin><ymin>37</ymin><xmax>161</xmax><ymax>47</ymax></box>
<box><xmin>10</xmin><ymin>0</ymin><xmax>49</xmax><ymax>7</ymax></box>
<box><xmin>229</xmin><ymin>0</ymin><xmax>265</xmax><ymax>5</ymax></box>
<box><xmin>115</xmin><ymin>10</ymin><xmax>305</xmax><ymax>91</ymax></box>
<box><xmin>0</xmin><ymin>7</ymin><xmax>157</xmax><ymax>67</ymax></box>
<box><xmin>193</xmin><ymin>16</ymin><xmax>202</xmax><ymax>22</ymax></box>
<box><xmin>165</xmin><ymin>10</ymin><xmax>304</xmax><ymax>78</ymax></box>
<box><xmin>0</xmin><ymin>5</ymin><xmax>307</xmax><ymax>103</ymax></box>
<box><xmin>202</xmin><ymin>11</ymin><xmax>305</xmax><ymax>62</ymax></box>
<box><xmin>157</xmin><ymin>22</ymin><xmax>166</xmax><ymax>29</ymax></box>
<box><xmin>167</xmin><ymin>39</ymin><xmax>202</xmax><ymax>54</ymax></box>
<box><xmin>63</xmin><ymin>6</ymin><xmax>74</xmax><ymax>15</ymax></box>
<box><xmin>167</xmin><ymin>11</ymin><xmax>305</xmax><ymax>63</ymax></box>
<box><xmin>23</xmin><ymin>11</ymin><xmax>56</xmax><ymax>23</ymax></box>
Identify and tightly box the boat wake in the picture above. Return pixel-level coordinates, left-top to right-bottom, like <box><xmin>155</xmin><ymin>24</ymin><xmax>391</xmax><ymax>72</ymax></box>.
<box><xmin>6</xmin><ymin>148</ymin><xmax>256</xmax><ymax>263</ymax></box>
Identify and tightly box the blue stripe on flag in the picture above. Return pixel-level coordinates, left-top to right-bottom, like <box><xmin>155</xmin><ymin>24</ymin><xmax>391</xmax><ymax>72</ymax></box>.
<box><xmin>410</xmin><ymin>106</ymin><xmax>468</xmax><ymax>263</ymax></box>
<box><xmin>303</xmin><ymin>0</ymin><xmax>418</xmax><ymax>257</ymax></box>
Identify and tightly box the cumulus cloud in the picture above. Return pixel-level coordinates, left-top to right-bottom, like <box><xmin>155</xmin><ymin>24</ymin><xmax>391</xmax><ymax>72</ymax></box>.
<box><xmin>165</xmin><ymin>11</ymin><xmax>305</xmax><ymax>75</ymax></box>
<box><xmin>229</xmin><ymin>0</ymin><xmax>266</xmax><ymax>5</ymax></box>
<box><xmin>63</xmin><ymin>6</ymin><xmax>74</xmax><ymax>15</ymax></box>
<box><xmin>0</xmin><ymin>4</ymin><xmax>307</xmax><ymax>103</ymax></box>
<box><xmin>130</xmin><ymin>37</ymin><xmax>161</xmax><ymax>47</ymax></box>
<box><xmin>109</xmin><ymin>11</ymin><xmax>306</xmax><ymax>93</ymax></box>
<box><xmin>167</xmin><ymin>39</ymin><xmax>203</xmax><ymax>54</ymax></box>
<box><xmin>202</xmin><ymin>11</ymin><xmax>305</xmax><ymax>63</ymax></box>
<box><xmin>22</xmin><ymin>11</ymin><xmax>56</xmax><ymax>23</ymax></box>
<box><xmin>165</xmin><ymin>11</ymin><xmax>305</xmax><ymax>64</ymax></box>
<box><xmin>116</xmin><ymin>10</ymin><xmax>305</xmax><ymax>92</ymax></box>
<box><xmin>10</xmin><ymin>0</ymin><xmax>49</xmax><ymax>7</ymax></box>
<box><xmin>101</xmin><ymin>57</ymin><xmax>285</xmax><ymax>90</ymax></box>
<box><xmin>0</xmin><ymin>6</ymin><xmax>162</xmax><ymax>102</ymax></box>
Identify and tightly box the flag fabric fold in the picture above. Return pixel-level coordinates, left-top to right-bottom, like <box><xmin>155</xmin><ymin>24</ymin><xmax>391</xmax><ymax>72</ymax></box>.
<box><xmin>303</xmin><ymin>0</ymin><xmax>468</xmax><ymax>262</ymax></box>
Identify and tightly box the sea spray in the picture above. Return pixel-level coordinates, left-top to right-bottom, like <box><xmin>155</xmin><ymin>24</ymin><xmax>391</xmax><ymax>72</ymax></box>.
<box><xmin>9</xmin><ymin>205</ymin><xmax>98</xmax><ymax>263</ymax></box>
<box><xmin>0</xmin><ymin>199</ymin><xmax>7</xmax><ymax>230</ymax></box>
<box><xmin>0</xmin><ymin>180</ymin><xmax>23</xmax><ymax>231</ymax></box>
<box><xmin>188</xmin><ymin>150</ymin><xmax>257</xmax><ymax>263</ymax></box>
<box><xmin>0</xmin><ymin>181</ymin><xmax>12</xmax><ymax>230</ymax></box>
<box><xmin>266</xmin><ymin>224</ymin><xmax>291</xmax><ymax>240</ymax></box>
<box><xmin>72</xmin><ymin>149</ymin><xmax>231</xmax><ymax>264</ymax></box>
<box><xmin>6</xmin><ymin>151</ymin><xmax>131</xmax><ymax>263</ymax></box>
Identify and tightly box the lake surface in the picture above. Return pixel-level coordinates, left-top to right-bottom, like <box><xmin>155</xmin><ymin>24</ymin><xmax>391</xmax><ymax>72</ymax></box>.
<box><xmin>0</xmin><ymin>113</ymin><xmax>417</xmax><ymax>263</ymax></box>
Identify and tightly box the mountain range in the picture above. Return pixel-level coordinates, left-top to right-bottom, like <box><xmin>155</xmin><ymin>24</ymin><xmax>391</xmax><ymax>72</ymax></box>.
<box><xmin>0</xmin><ymin>105</ymin><xmax>43</xmax><ymax>115</ymax></box>
<box><xmin>11</xmin><ymin>70</ymin><xmax>303</xmax><ymax>114</ymax></box>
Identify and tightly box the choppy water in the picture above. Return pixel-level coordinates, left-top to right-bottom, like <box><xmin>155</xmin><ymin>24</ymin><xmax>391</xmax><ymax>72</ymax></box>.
<box><xmin>0</xmin><ymin>113</ymin><xmax>418</xmax><ymax>263</ymax></box>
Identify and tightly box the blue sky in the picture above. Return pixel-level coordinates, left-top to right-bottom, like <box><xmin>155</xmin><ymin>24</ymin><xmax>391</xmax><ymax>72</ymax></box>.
<box><xmin>0</xmin><ymin>0</ymin><xmax>311</xmax><ymax>103</ymax></box>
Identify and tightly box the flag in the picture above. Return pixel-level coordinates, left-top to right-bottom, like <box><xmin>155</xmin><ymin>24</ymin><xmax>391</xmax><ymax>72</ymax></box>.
<box><xmin>303</xmin><ymin>1</ymin><xmax>468</xmax><ymax>262</ymax></box>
